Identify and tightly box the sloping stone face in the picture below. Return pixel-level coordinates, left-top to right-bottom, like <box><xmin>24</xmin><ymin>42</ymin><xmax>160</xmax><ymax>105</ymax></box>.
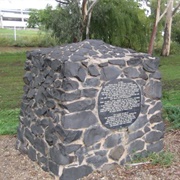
<box><xmin>16</xmin><ymin>40</ymin><xmax>164</xmax><ymax>180</ymax></box>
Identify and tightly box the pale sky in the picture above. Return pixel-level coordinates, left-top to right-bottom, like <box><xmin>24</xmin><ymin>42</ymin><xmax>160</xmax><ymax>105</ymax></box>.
<box><xmin>0</xmin><ymin>0</ymin><xmax>58</xmax><ymax>10</ymax></box>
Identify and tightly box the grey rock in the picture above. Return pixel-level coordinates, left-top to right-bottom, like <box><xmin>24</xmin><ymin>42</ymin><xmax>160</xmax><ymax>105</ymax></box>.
<box><xmin>49</xmin><ymin>161</ymin><xmax>59</xmax><ymax>176</ymax></box>
<box><xmin>31</xmin><ymin>124</ymin><xmax>44</xmax><ymax>136</ymax></box>
<box><xmin>62</xmin><ymin>78</ymin><xmax>79</xmax><ymax>91</ymax></box>
<box><xmin>108</xmin><ymin>59</ymin><xmax>126</xmax><ymax>67</ymax></box>
<box><xmin>103</xmin><ymin>134</ymin><xmax>122</xmax><ymax>148</ymax></box>
<box><xmin>149</xmin><ymin>71</ymin><xmax>161</xmax><ymax>79</ymax></box>
<box><xmin>46</xmin><ymin>99</ymin><xmax>56</xmax><ymax>109</ymax></box>
<box><xmin>63</xmin><ymin>61</ymin><xmax>80</xmax><ymax>77</ymax></box>
<box><xmin>128</xmin><ymin>115</ymin><xmax>148</xmax><ymax>132</ymax></box>
<box><xmin>27</xmin><ymin>89</ymin><xmax>36</xmax><ymax>99</ymax></box>
<box><xmin>84</xmin><ymin>125</ymin><xmax>109</xmax><ymax>147</ymax></box>
<box><xmin>141</xmin><ymin>104</ymin><xmax>149</xmax><ymax>114</ymax></box>
<box><xmin>51</xmin><ymin>59</ymin><xmax>61</xmax><ymax>71</ymax></box>
<box><xmin>61</xmin><ymin>90</ymin><xmax>81</xmax><ymax>102</ymax></box>
<box><xmin>109</xmin><ymin>145</ymin><xmax>125</xmax><ymax>161</ymax></box>
<box><xmin>144</xmin><ymin>125</ymin><xmax>151</xmax><ymax>133</ymax></box>
<box><xmin>95</xmin><ymin>150</ymin><xmax>107</xmax><ymax>156</ymax></box>
<box><xmin>127</xmin><ymin>58</ymin><xmax>142</xmax><ymax>66</ymax></box>
<box><xmin>23</xmin><ymin>72</ymin><xmax>33</xmax><ymax>85</ymax></box>
<box><xmin>70</xmin><ymin>54</ymin><xmax>86</xmax><ymax>61</ymax></box>
<box><xmin>124</xmin><ymin>67</ymin><xmax>140</xmax><ymax>78</ymax></box>
<box><xmin>65</xmin><ymin>144</ymin><xmax>82</xmax><ymax>154</ymax></box>
<box><xmin>76</xmin><ymin>66</ymin><xmax>86</xmax><ymax>82</ymax></box>
<box><xmin>62</xmin><ymin>99</ymin><xmax>95</xmax><ymax>112</ymax></box>
<box><xmin>139</xmin><ymin>67</ymin><xmax>148</xmax><ymax>80</ymax></box>
<box><xmin>87</xmin><ymin>155</ymin><xmax>108</xmax><ymax>168</ymax></box>
<box><xmin>82</xmin><ymin>88</ymin><xmax>98</xmax><ymax>98</ymax></box>
<box><xmin>143</xmin><ymin>57</ymin><xmax>160</xmax><ymax>73</ymax></box>
<box><xmin>150</xmin><ymin>112</ymin><xmax>163</xmax><ymax>123</ymax></box>
<box><xmin>62</xmin><ymin>111</ymin><xmax>97</xmax><ymax>129</ymax></box>
<box><xmin>50</xmin><ymin>144</ymin><xmax>72</xmax><ymax>165</ymax></box>
<box><xmin>145</xmin><ymin>131</ymin><xmax>163</xmax><ymax>143</ymax></box>
<box><xmin>25</xmin><ymin>128</ymin><xmax>35</xmax><ymax>145</ymax></box>
<box><xmin>128</xmin><ymin>130</ymin><xmax>144</xmax><ymax>143</ymax></box>
<box><xmin>84</xmin><ymin>78</ymin><xmax>100</xmax><ymax>87</ymax></box>
<box><xmin>128</xmin><ymin>140</ymin><xmax>145</xmax><ymax>154</ymax></box>
<box><xmin>144</xmin><ymin>80</ymin><xmax>162</xmax><ymax>99</ymax></box>
<box><xmin>60</xmin><ymin>165</ymin><xmax>93</xmax><ymax>180</ymax></box>
<box><xmin>88</xmin><ymin>64</ymin><xmax>100</xmax><ymax>76</ymax></box>
<box><xmin>99</xmin><ymin>62</ymin><xmax>108</xmax><ymax>67</ymax></box>
<box><xmin>28</xmin><ymin>146</ymin><xmax>36</xmax><ymax>161</ymax></box>
<box><xmin>152</xmin><ymin>122</ymin><xmax>165</xmax><ymax>132</ymax></box>
<box><xmin>54</xmin><ymin>79</ymin><xmax>62</xmax><ymax>88</ymax></box>
<box><xmin>148</xmin><ymin>101</ymin><xmax>162</xmax><ymax>114</ymax></box>
<box><xmin>40</xmin><ymin>118</ymin><xmax>50</xmax><ymax>128</ymax></box>
<box><xmin>101</xmin><ymin>163</ymin><xmax>117</xmax><ymax>171</ymax></box>
<box><xmin>37</xmin><ymin>155</ymin><xmax>48</xmax><ymax>172</ymax></box>
<box><xmin>34</xmin><ymin>138</ymin><xmax>48</xmax><ymax>156</ymax></box>
<box><xmin>100</xmin><ymin>66</ymin><xmax>121</xmax><ymax>80</ymax></box>
<box><xmin>147</xmin><ymin>139</ymin><xmax>164</xmax><ymax>152</ymax></box>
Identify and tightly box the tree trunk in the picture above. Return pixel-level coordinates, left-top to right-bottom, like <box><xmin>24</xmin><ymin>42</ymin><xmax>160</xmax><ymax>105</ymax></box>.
<box><xmin>148</xmin><ymin>0</ymin><xmax>161</xmax><ymax>55</ymax></box>
<box><xmin>161</xmin><ymin>0</ymin><xmax>173</xmax><ymax>56</ymax></box>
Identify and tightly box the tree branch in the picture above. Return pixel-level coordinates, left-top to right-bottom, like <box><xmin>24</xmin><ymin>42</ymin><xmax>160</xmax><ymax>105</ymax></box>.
<box><xmin>172</xmin><ymin>2</ymin><xmax>180</xmax><ymax>16</ymax></box>
<box><xmin>55</xmin><ymin>0</ymin><xmax>70</xmax><ymax>4</ymax></box>
<box><xmin>158</xmin><ymin>0</ymin><xmax>172</xmax><ymax>23</ymax></box>
<box><xmin>87</xmin><ymin>0</ymin><xmax>99</xmax><ymax>14</ymax></box>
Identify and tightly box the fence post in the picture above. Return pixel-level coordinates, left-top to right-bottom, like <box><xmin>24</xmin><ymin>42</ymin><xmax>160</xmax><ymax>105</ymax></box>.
<box><xmin>14</xmin><ymin>26</ymin><xmax>17</xmax><ymax>41</ymax></box>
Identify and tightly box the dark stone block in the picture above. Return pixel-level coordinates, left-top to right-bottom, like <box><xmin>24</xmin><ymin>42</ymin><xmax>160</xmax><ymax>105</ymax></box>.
<box><xmin>60</xmin><ymin>165</ymin><xmax>93</xmax><ymax>180</ymax></box>
<box><xmin>46</xmin><ymin>99</ymin><xmax>56</xmax><ymax>109</ymax></box>
<box><xmin>108</xmin><ymin>59</ymin><xmax>126</xmax><ymax>67</ymax></box>
<box><xmin>50</xmin><ymin>144</ymin><xmax>72</xmax><ymax>165</ymax></box>
<box><xmin>103</xmin><ymin>134</ymin><xmax>122</xmax><ymax>148</ymax></box>
<box><xmin>84</xmin><ymin>125</ymin><xmax>109</xmax><ymax>147</ymax></box>
<box><xmin>25</xmin><ymin>128</ymin><xmax>35</xmax><ymax>145</ymax></box>
<box><xmin>63</xmin><ymin>61</ymin><xmax>81</xmax><ymax>77</ymax></box>
<box><xmin>149</xmin><ymin>71</ymin><xmax>161</xmax><ymax>79</ymax></box>
<box><xmin>144</xmin><ymin>80</ymin><xmax>162</xmax><ymax>99</ymax></box>
<box><xmin>54</xmin><ymin>79</ymin><xmax>62</xmax><ymax>88</ymax></box>
<box><xmin>147</xmin><ymin>139</ymin><xmax>164</xmax><ymax>152</ymax></box>
<box><xmin>128</xmin><ymin>140</ymin><xmax>145</xmax><ymax>154</ymax></box>
<box><xmin>98</xmin><ymin>62</ymin><xmax>108</xmax><ymax>67</ymax></box>
<box><xmin>37</xmin><ymin>155</ymin><xmax>48</xmax><ymax>172</ymax></box>
<box><xmin>139</xmin><ymin>67</ymin><xmax>148</xmax><ymax>80</ymax></box>
<box><xmin>95</xmin><ymin>150</ymin><xmax>107</xmax><ymax>156</ymax></box>
<box><xmin>45</xmin><ymin>127</ymin><xmax>57</xmax><ymax>146</ymax></box>
<box><xmin>82</xmin><ymin>88</ymin><xmax>98</xmax><ymax>98</ymax></box>
<box><xmin>100</xmin><ymin>66</ymin><xmax>121</xmax><ymax>80</ymax></box>
<box><xmin>65</xmin><ymin>144</ymin><xmax>82</xmax><ymax>154</ymax></box>
<box><xmin>28</xmin><ymin>146</ymin><xmax>37</xmax><ymax>161</ymax></box>
<box><xmin>145</xmin><ymin>131</ymin><xmax>163</xmax><ymax>143</ymax></box>
<box><xmin>127</xmin><ymin>58</ymin><xmax>142</xmax><ymax>66</ymax></box>
<box><xmin>128</xmin><ymin>115</ymin><xmax>148</xmax><ymax>132</ymax></box>
<box><xmin>144</xmin><ymin>125</ymin><xmax>151</xmax><ymax>133</ymax></box>
<box><xmin>49</xmin><ymin>161</ymin><xmax>59</xmax><ymax>176</ymax></box>
<box><xmin>62</xmin><ymin>99</ymin><xmax>95</xmax><ymax>112</ymax></box>
<box><xmin>141</xmin><ymin>104</ymin><xmax>149</xmax><ymax>114</ymax></box>
<box><xmin>51</xmin><ymin>59</ymin><xmax>61</xmax><ymax>71</ymax></box>
<box><xmin>62</xmin><ymin>111</ymin><xmax>97</xmax><ymax>129</ymax></box>
<box><xmin>88</xmin><ymin>64</ymin><xmax>100</xmax><ymax>76</ymax></box>
<box><xmin>109</xmin><ymin>145</ymin><xmax>125</xmax><ymax>161</ymax></box>
<box><xmin>128</xmin><ymin>130</ymin><xmax>144</xmax><ymax>143</ymax></box>
<box><xmin>70</xmin><ymin>54</ymin><xmax>86</xmax><ymax>61</ymax></box>
<box><xmin>150</xmin><ymin>112</ymin><xmax>163</xmax><ymax>123</ymax></box>
<box><xmin>27</xmin><ymin>89</ymin><xmax>36</xmax><ymax>99</ymax></box>
<box><xmin>143</xmin><ymin>57</ymin><xmax>160</xmax><ymax>73</ymax></box>
<box><xmin>31</xmin><ymin>124</ymin><xmax>44</xmax><ymax>136</ymax></box>
<box><xmin>40</xmin><ymin>118</ymin><xmax>50</xmax><ymax>128</ymax></box>
<box><xmin>62</xmin><ymin>78</ymin><xmax>79</xmax><ymax>91</ymax></box>
<box><xmin>34</xmin><ymin>138</ymin><xmax>48</xmax><ymax>156</ymax></box>
<box><xmin>148</xmin><ymin>101</ymin><xmax>162</xmax><ymax>114</ymax></box>
<box><xmin>84</xmin><ymin>78</ymin><xmax>100</xmax><ymax>87</ymax></box>
<box><xmin>152</xmin><ymin>122</ymin><xmax>165</xmax><ymax>132</ymax></box>
<box><xmin>23</xmin><ymin>72</ymin><xmax>33</xmax><ymax>85</ymax></box>
<box><xmin>61</xmin><ymin>90</ymin><xmax>81</xmax><ymax>102</ymax></box>
<box><xmin>86</xmin><ymin>155</ymin><xmax>108</xmax><ymax>168</ymax></box>
<box><xmin>55</xmin><ymin>125</ymin><xmax>82</xmax><ymax>143</ymax></box>
<box><xmin>124</xmin><ymin>67</ymin><xmax>140</xmax><ymax>78</ymax></box>
<box><xmin>76</xmin><ymin>66</ymin><xmax>86</xmax><ymax>82</ymax></box>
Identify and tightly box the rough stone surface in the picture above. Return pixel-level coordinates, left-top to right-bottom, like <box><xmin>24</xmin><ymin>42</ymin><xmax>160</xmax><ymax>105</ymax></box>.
<box><xmin>60</xmin><ymin>165</ymin><xmax>93</xmax><ymax>180</ymax></box>
<box><xmin>17</xmin><ymin>39</ymin><xmax>163</xmax><ymax>179</ymax></box>
<box><xmin>84</xmin><ymin>125</ymin><xmax>109</xmax><ymax>147</ymax></box>
<box><xmin>62</xmin><ymin>111</ymin><xmax>98</xmax><ymax>129</ymax></box>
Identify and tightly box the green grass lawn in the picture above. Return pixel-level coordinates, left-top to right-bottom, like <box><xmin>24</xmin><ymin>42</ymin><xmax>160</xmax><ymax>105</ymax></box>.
<box><xmin>0</xmin><ymin>50</ymin><xmax>179</xmax><ymax>135</ymax></box>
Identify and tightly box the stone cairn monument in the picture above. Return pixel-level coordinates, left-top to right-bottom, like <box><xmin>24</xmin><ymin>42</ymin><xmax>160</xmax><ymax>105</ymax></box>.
<box><xmin>17</xmin><ymin>40</ymin><xmax>164</xmax><ymax>180</ymax></box>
